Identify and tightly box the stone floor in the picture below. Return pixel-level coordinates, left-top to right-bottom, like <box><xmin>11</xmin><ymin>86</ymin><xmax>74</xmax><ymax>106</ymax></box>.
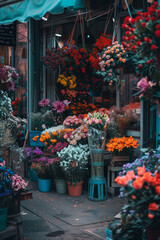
<box><xmin>21</xmin><ymin>188</ymin><xmax>125</xmax><ymax>240</ymax></box>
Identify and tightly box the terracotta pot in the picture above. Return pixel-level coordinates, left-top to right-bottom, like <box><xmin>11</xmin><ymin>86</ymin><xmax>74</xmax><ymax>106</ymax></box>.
<box><xmin>146</xmin><ymin>227</ymin><xmax>160</xmax><ymax>240</ymax></box>
<box><xmin>67</xmin><ymin>182</ymin><xmax>83</xmax><ymax>197</ymax></box>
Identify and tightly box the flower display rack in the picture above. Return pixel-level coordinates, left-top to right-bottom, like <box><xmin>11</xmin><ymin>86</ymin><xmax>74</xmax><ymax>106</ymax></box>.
<box><xmin>107</xmin><ymin>165</ymin><xmax>123</xmax><ymax>197</ymax></box>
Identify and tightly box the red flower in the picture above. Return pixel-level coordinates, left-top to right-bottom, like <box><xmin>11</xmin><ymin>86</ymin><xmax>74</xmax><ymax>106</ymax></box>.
<box><xmin>157</xmin><ymin>9</ymin><xmax>160</xmax><ymax>18</ymax></box>
<box><xmin>137</xmin><ymin>11</ymin><xmax>142</xmax><ymax>16</ymax></box>
<box><xmin>144</xmin><ymin>37</ymin><xmax>152</xmax><ymax>44</ymax></box>
<box><xmin>138</xmin><ymin>64</ymin><xmax>143</xmax><ymax>69</ymax></box>
<box><xmin>125</xmin><ymin>31</ymin><xmax>131</xmax><ymax>35</ymax></box>
<box><xmin>156</xmin><ymin>24</ymin><xmax>160</xmax><ymax>29</ymax></box>
<box><xmin>146</xmin><ymin>60</ymin><xmax>151</xmax><ymax>64</ymax></box>
<box><xmin>155</xmin><ymin>30</ymin><xmax>160</xmax><ymax>37</ymax></box>
<box><xmin>81</xmin><ymin>67</ymin><xmax>85</xmax><ymax>73</ymax></box>
<box><xmin>153</xmin><ymin>1</ymin><xmax>158</xmax><ymax>7</ymax></box>
<box><xmin>141</xmin><ymin>22</ymin><xmax>146</xmax><ymax>27</ymax></box>
<box><xmin>147</xmin><ymin>7</ymin><xmax>156</xmax><ymax>15</ymax></box>
<box><xmin>145</xmin><ymin>17</ymin><xmax>150</xmax><ymax>22</ymax></box>
<box><xmin>122</xmin><ymin>24</ymin><xmax>128</xmax><ymax>29</ymax></box>
<box><xmin>130</xmin><ymin>35</ymin><xmax>136</xmax><ymax>40</ymax></box>
<box><xmin>129</xmin><ymin>18</ymin><xmax>135</xmax><ymax>24</ymax></box>
<box><xmin>69</xmin><ymin>67</ymin><xmax>73</xmax><ymax>71</ymax></box>
<box><xmin>149</xmin><ymin>203</ymin><xmax>159</xmax><ymax>211</ymax></box>
<box><xmin>151</xmin><ymin>16</ymin><xmax>157</xmax><ymax>22</ymax></box>
<box><xmin>156</xmin><ymin>186</ymin><xmax>160</xmax><ymax>195</ymax></box>
<box><xmin>136</xmin><ymin>41</ymin><xmax>142</xmax><ymax>46</ymax></box>
<box><xmin>151</xmin><ymin>45</ymin><xmax>157</xmax><ymax>50</ymax></box>
<box><xmin>135</xmin><ymin>16</ymin><xmax>144</xmax><ymax>21</ymax></box>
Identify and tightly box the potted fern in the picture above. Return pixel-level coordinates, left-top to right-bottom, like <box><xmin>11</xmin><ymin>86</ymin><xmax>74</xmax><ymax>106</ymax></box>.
<box><xmin>57</xmin><ymin>144</ymin><xmax>89</xmax><ymax>196</ymax></box>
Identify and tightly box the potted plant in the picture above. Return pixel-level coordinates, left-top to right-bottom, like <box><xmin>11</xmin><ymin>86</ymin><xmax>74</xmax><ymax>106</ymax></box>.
<box><xmin>8</xmin><ymin>173</ymin><xmax>28</xmax><ymax>218</ymax></box>
<box><xmin>37</xmin><ymin>162</ymin><xmax>54</xmax><ymax>192</ymax></box>
<box><xmin>108</xmin><ymin>156</ymin><xmax>160</xmax><ymax>239</ymax></box>
<box><xmin>0</xmin><ymin>159</ymin><xmax>14</xmax><ymax>231</ymax></box>
<box><xmin>57</xmin><ymin>144</ymin><xmax>89</xmax><ymax>196</ymax></box>
<box><xmin>53</xmin><ymin>161</ymin><xmax>67</xmax><ymax>194</ymax></box>
<box><xmin>24</xmin><ymin>147</ymin><xmax>44</xmax><ymax>181</ymax></box>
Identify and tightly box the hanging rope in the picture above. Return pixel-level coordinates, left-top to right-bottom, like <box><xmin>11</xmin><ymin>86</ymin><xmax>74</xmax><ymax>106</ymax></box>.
<box><xmin>104</xmin><ymin>4</ymin><xmax>114</xmax><ymax>34</ymax></box>
<box><xmin>67</xmin><ymin>10</ymin><xmax>80</xmax><ymax>45</ymax></box>
<box><xmin>80</xmin><ymin>11</ymin><xmax>85</xmax><ymax>48</ymax></box>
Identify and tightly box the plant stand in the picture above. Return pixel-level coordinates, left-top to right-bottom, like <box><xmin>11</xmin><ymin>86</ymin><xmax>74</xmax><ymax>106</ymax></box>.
<box><xmin>88</xmin><ymin>128</ymin><xmax>107</xmax><ymax>201</ymax></box>
<box><xmin>107</xmin><ymin>165</ymin><xmax>123</xmax><ymax>197</ymax></box>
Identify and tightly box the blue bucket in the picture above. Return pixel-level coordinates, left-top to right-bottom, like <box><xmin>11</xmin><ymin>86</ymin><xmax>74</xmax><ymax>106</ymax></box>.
<box><xmin>28</xmin><ymin>168</ymin><xmax>38</xmax><ymax>181</ymax></box>
<box><xmin>0</xmin><ymin>207</ymin><xmax>8</xmax><ymax>231</ymax></box>
<box><xmin>38</xmin><ymin>179</ymin><xmax>52</xmax><ymax>192</ymax></box>
<box><xmin>29</xmin><ymin>131</ymin><xmax>43</xmax><ymax>147</ymax></box>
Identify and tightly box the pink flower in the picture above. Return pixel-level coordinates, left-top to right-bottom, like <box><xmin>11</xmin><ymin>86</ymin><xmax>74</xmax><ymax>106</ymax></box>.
<box><xmin>95</xmin><ymin>119</ymin><xmax>99</xmax><ymax>124</ymax></box>
<box><xmin>52</xmin><ymin>100</ymin><xmax>65</xmax><ymax>113</ymax></box>
<box><xmin>137</xmin><ymin>77</ymin><xmax>150</xmax><ymax>93</ymax></box>
<box><xmin>39</xmin><ymin>98</ymin><xmax>50</xmax><ymax>107</ymax></box>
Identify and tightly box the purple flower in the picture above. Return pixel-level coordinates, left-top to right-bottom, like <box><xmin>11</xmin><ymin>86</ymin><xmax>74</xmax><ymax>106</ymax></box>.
<box><xmin>39</xmin><ymin>98</ymin><xmax>50</xmax><ymax>107</ymax></box>
<box><xmin>33</xmin><ymin>147</ymin><xmax>43</xmax><ymax>155</ymax></box>
<box><xmin>52</xmin><ymin>100</ymin><xmax>65</xmax><ymax>113</ymax></box>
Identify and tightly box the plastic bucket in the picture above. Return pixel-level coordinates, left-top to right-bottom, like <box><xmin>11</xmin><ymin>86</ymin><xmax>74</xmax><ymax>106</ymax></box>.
<box><xmin>38</xmin><ymin>179</ymin><xmax>52</xmax><ymax>192</ymax></box>
<box><xmin>0</xmin><ymin>207</ymin><xmax>8</xmax><ymax>231</ymax></box>
<box><xmin>55</xmin><ymin>180</ymin><xmax>67</xmax><ymax>194</ymax></box>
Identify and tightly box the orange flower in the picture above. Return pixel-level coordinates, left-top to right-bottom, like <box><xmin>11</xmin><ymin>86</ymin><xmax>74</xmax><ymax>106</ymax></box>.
<box><xmin>127</xmin><ymin>170</ymin><xmax>135</xmax><ymax>180</ymax></box>
<box><xmin>32</xmin><ymin>136</ymin><xmax>39</xmax><ymax>141</ymax></box>
<box><xmin>133</xmin><ymin>177</ymin><xmax>144</xmax><ymax>190</ymax></box>
<box><xmin>137</xmin><ymin>166</ymin><xmax>145</xmax><ymax>176</ymax></box>
<box><xmin>131</xmin><ymin>195</ymin><xmax>136</xmax><ymax>200</ymax></box>
<box><xmin>143</xmin><ymin>172</ymin><xmax>153</xmax><ymax>182</ymax></box>
<box><xmin>148</xmin><ymin>213</ymin><xmax>155</xmax><ymax>219</ymax></box>
<box><xmin>150</xmin><ymin>177</ymin><xmax>157</xmax><ymax>187</ymax></box>
<box><xmin>39</xmin><ymin>135</ymin><xmax>45</xmax><ymax>142</ymax></box>
<box><xmin>52</xmin><ymin>131</ymin><xmax>57</xmax><ymax>136</ymax></box>
<box><xmin>44</xmin><ymin>132</ymin><xmax>51</xmax><ymax>140</ymax></box>
<box><xmin>50</xmin><ymin>139</ymin><xmax>57</xmax><ymax>144</ymax></box>
<box><xmin>115</xmin><ymin>175</ymin><xmax>130</xmax><ymax>187</ymax></box>
<box><xmin>155</xmin><ymin>186</ymin><xmax>160</xmax><ymax>195</ymax></box>
<box><xmin>149</xmin><ymin>203</ymin><xmax>159</xmax><ymax>211</ymax></box>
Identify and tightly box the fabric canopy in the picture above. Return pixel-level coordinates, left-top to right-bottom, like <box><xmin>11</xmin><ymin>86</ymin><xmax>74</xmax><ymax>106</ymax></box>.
<box><xmin>0</xmin><ymin>0</ymin><xmax>84</xmax><ymax>25</ymax></box>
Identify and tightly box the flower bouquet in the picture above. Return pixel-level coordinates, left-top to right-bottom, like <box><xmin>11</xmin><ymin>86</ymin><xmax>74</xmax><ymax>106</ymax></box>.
<box><xmin>64</xmin><ymin>125</ymin><xmax>88</xmax><ymax>146</ymax></box>
<box><xmin>57</xmin><ymin>144</ymin><xmax>89</xmax><ymax>185</ymax></box>
<box><xmin>42</xmin><ymin>47</ymin><xmax>64</xmax><ymax>71</ymax></box>
<box><xmin>108</xmin><ymin>165</ymin><xmax>160</xmax><ymax>239</ymax></box>
<box><xmin>84</xmin><ymin>111</ymin><xmax>110</xmax><ymax>177</ymax></box>
<box><xmin>63</xmin><ymin>115</ymin><xmax>82</xmax><ymax>129</ymax></box>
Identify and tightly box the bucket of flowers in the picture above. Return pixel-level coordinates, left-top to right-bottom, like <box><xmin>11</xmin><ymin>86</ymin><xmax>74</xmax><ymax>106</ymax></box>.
<box><xmin>57</xmin><ymin>144</ymin><xmax>89</xmax><ymax>196</ymax></box>
<box><xmin>106</xmin><ymin>136</ymin><xmax>139</xmax><ymax>167</ymax></box>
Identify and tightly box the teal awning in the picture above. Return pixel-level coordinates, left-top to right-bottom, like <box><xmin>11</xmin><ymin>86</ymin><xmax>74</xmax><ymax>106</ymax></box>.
<box><xmin>0</xmin><ymin>0</ymin><xmax>84</xmax><ymax>25</ymax></box>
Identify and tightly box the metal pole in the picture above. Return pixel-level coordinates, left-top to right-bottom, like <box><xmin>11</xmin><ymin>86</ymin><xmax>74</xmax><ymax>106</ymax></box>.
<box><xmin>124</xmin><ymin>0</ymin><xmax>132</xmax><ymax>17</ymax></box>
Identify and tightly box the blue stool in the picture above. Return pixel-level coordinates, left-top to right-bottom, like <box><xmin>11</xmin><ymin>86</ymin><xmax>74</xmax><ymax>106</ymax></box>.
<box><xmin>88</xmin><ymin>177</ymin><xmax>107</xmax><ymax>201</ymax></box>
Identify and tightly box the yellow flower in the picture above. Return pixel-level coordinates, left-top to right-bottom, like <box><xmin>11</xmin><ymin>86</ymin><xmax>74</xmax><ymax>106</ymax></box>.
<box><xmin>32</xmin><ymin>136</ymin><xmax>39</xmax><ymax>141</ymax></box>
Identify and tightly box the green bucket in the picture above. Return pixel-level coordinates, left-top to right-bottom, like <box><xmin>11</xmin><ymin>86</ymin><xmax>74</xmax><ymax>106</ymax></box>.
<box><xmin>0</xmin><ymin>207</ymin><xmax>8</xmax><ymax>231</ymax></box>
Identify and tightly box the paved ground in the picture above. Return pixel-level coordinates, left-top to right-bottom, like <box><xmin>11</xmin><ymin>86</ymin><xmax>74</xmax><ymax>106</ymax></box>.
<box><xmin>21</xmin><ymin>184</ymin><xmax>125</xmax><ymax>240</ymax></box>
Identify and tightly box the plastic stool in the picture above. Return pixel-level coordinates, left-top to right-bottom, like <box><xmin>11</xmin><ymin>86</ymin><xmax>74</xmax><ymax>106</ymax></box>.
<box><xmin>88</xmin><ymin>177</ymin><xmax>107</xmax><ymax>201</ymax></box>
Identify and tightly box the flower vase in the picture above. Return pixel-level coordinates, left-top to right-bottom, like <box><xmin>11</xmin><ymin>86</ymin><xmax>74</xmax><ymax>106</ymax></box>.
<box><xmin>88</xmin><ymin>128</ymin><xmax>106</xmax><ymax>178</ymax></box>
<box><xmin>55</xmin><ymin>179</ymin><xmax>67</xmax><ymax>194</ymax></box>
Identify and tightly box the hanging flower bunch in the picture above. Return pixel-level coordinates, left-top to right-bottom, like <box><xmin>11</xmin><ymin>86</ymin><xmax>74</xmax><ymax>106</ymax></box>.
<box><xmin>69</xmin><ymin>102</ymin><xmax>97</xmax><ymax>115</ymax></box>
<box><xmin>63</xmin><ymin>47</ymin><xmax>92</xmax><ymax>87</ymax></box>
<box><xmin>97</xmin><ymin>41</ymin><xmax>128</xmax><ymax>84</ymax></box>
<box><xmin>122</xmin><ymin>2</ymin><xmax>160</xmax><ymax>55</ymax></box>
<box><xmin>121</xmin><ymin>1</ymin><xmax>160</xmax><ymax>78</ymax></box>
<box><xmin>89</xmin><ymin>34</ymin><xmax>112</xmax><ymax>70</ymax></box>
<box><xmin>42</xmin><ymin>47</ymin><xmax>64</xmax><ymax>71</ymax></box>
<box><xmin>106</xmin><ymin>136</ymin><xmax>139</xmax><ymax>155</ymax></box>
<box><xmin>84</xmin><ymin>111</ymin><xmax>110</xmax><ymax>131</ymax></box>
<box><xmin>0</xmin><ymin>65</ymin><xmax>19</xmax><ymax>96</ymax></box>
<box><xmin>57</xmin><ymin>74</ymin><xmax>77</xmax><ymax>89</ymax></box>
